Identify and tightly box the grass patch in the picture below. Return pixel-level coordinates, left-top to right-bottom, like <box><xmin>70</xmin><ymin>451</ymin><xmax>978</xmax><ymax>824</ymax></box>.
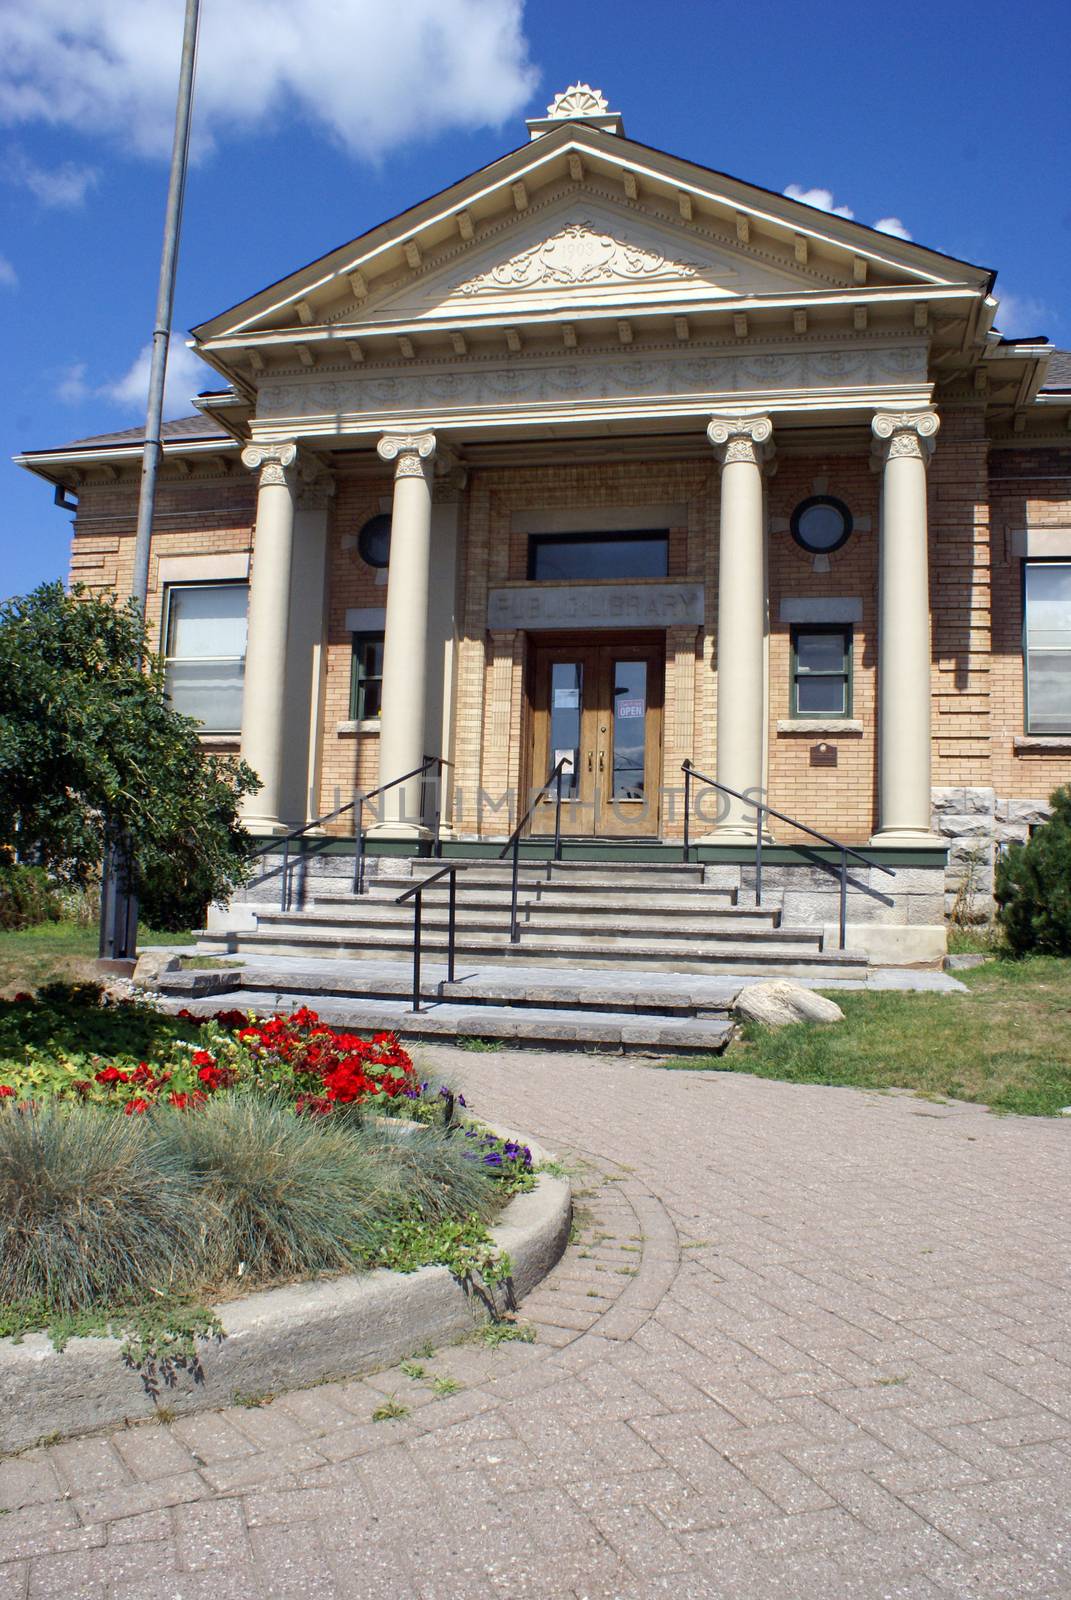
<box><xmin>453</xmin><ymin>1036</ymin><xmax>503</xmax><ymax>1053</ymax></box>
<box><xmin>660</xmin><ymin>955</ymin><xmax>1071</xmax><ymax>1116</ymax></box>
<box><xmin>474</xmin><ymin>1319</ymin><xmax>536</xmax><ymax>1348</ymax></box>
<box><xmin>0</xmin><ymin>921</ymin><xmax>193</xmax><ymax>997</ymax></box>
<box><xmin>371</xmin><ymin>1397</ymin><xmax>410</xmax><ymax>1422</ymax></box>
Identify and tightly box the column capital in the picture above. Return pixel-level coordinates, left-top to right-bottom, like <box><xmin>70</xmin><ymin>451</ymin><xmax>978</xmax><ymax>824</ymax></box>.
<box><xmin>706</xmin><ymin>414</ymin><xmax>775</xmax><ymax>467</ymax></box>
<box><xmin>240</xmin><ymin>440</ymin><xmax>298</xmax><ymax>486</ymax></box>
<box><xmin>871</xmin><ymin>410</ymin><xmax>940</xmax><ymax>463</ymax></box>
<box><xmin>377</xmin><ymin>431</ymin><xmax>436</xmax><ymax>480</ymax></box>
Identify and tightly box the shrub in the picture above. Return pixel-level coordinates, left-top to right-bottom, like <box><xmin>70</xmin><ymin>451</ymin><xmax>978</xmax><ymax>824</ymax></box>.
<box><xmin>995</xmin><ymin>787</ymin><xmax>1071</xmax><ymax>955</ymax></box>
<box><xmin>150</xmin><ymin>1094</ymin><xmax>404</xmax><ymax>1284</ymax></box>
<box><xmin>0</xmin><ymin>864</ymin><xmax>62</xmax><ymax>931</ymax></box>
<box><xmin>0</xmin><ymin>1101</ymin><xmax>198</xmax><ymax>1312</ymax></box>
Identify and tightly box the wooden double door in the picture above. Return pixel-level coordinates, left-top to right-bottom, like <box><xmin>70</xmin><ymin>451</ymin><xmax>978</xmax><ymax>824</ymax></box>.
<box><xmin>528</xmin><ymin>635</ymin><xmax>664</xmax><ymax>838</ymax></box>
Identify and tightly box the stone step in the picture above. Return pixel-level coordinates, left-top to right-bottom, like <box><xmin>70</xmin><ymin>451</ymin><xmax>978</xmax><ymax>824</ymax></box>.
<box><xmin>347</xmin><ymin>886</ymin><xmax>748</xmax><ymax>912</ymax></box>
<box><xmin>160</xmin><ymin>962</ymin><xmax>739</xmax><ymax>1019</ymax></box>
<box><xmin>197</xmin><ymin>927</ymin><xmax>866</xmax><ymax>978</ymax></box>
<box><xmin>159</xmin><ymin>989</ymin><xmax>735</xmax><ymax>1055</ymax></box>
<box><xmin>250</xmin><ymin>908</ymin><xmax>817</xmax><ymax>944</ymax></box>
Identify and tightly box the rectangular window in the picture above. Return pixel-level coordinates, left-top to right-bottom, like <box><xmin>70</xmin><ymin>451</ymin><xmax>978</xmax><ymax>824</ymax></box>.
<box><xmin>791</xmin><ymin>625</ymin><xmax>852</xmax><ymax>717</ymax></box>
<box><xmin>527</xmin><ymin>531</ymin><xmax>669</xmax><ymax>581</ymax></box>
<box><xmin>350</xmin><ymin>632</ymin><xmax>385</xmax><ymax>721</ymax></box>
<box><xmin>1024</xmin><ymin>561</ymin><xmax>1071</xmax><ymax>734</ymax></box>
<box><xmin>163</xmin><ymin>582</ymin><xmax>247</xmax><ymax>733</ymax></box>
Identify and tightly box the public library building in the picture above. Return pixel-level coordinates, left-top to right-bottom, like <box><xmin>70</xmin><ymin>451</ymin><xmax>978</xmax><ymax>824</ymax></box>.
<box><xmin>18</xmin><ymin>86</ymin><xmax>1071</xmax><ymax>967</ymax></box>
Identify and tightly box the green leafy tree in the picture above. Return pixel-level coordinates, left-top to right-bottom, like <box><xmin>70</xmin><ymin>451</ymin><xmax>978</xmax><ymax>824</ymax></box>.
<box><xmin>995</xmin><ymin>785</ymin><xmax>1071</xmax><ymax>956</ymax></box>
<box><xmin>0</xmin><ymin>582</ymin><xmax>260</xmax><ymax>931</ymax></box>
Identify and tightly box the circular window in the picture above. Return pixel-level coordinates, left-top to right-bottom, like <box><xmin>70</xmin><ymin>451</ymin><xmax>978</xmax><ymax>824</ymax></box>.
<box><xmin>790</xmin><ymin>496</ymin><xmax>853</xmax><ymax>555</ymax></box>
<box><xmin>357</xmin><ymin>513</ymin><xmax>392</xmax><ymax>568</ymax></box>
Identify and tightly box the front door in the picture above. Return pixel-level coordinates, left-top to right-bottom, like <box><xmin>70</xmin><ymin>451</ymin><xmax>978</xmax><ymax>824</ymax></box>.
<box><xmin>528</xmin><ymin>636</ymin><xmax>663</xmax><ymax>838</ymax></box>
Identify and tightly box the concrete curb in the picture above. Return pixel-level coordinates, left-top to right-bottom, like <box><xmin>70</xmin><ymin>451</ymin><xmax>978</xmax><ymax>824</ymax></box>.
<box><xmin>0</xmin><ymin>1129</ymin><xmax>571</xmax><ymax>1455</ymax></box>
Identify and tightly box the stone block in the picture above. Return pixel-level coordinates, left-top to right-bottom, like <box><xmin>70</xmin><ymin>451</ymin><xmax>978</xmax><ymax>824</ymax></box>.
<box><xmin>997</xmin><ymin>797</ymin><xmax>1051</xmax><ymax>827</ymax></box>
<box><xmin>734</xmin><ymin>982</ymin><xmax>844</xmax><ymax>1027</ymax></box>
<box><xmin>937</xmin><ymin>815</ymin><xmax>995</xmax><ymax>840</ymax></box>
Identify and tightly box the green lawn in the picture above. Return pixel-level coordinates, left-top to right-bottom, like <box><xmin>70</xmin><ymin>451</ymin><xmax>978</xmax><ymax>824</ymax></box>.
<box><xmin>663</xmin><ymin>956</ymin><xmax>1071</xmax><ymax>1117</ymax></box>
<box><xmin>0</xmin><ymin>921</ymin><xmax>194</xmax><ymax>996</ymax></box>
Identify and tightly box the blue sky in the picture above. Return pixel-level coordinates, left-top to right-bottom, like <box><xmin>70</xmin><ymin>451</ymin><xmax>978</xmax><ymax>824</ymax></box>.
<box><xmin>2</xmin><ymin>0</ymin><xmax>1069</xmax><ymax>598</ymax></box>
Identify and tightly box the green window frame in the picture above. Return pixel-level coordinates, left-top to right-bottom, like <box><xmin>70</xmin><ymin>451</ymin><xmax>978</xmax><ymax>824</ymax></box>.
<box><xmin>350</xmin><ymin>632</ymin><xmax>385</xmax><ymax>721</ymax></box>
<box><xmin>790</xmin><ymin>624</ymin><xmax>853</xmax><ymax>718</ymax></box>
<box><xmin>1023</xmin><ymin>560</ymin><xmax>1071</xmax><ymax>735</ymax></box>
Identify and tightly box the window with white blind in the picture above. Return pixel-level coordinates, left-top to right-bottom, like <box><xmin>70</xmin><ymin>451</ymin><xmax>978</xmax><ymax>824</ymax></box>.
<box><xmin>163</xmin><ymin>582</ymin><xmax>248</xmax><ymax>733</ymax></box>
<box><xmin>1024</xmin><ymin>563</ymin><xmax>1071</xmax><ymax>735</ymax></box>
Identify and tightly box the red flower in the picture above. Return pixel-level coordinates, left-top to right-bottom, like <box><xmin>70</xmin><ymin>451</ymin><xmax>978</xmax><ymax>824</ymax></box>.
<box><xmin>168</xmin><ymin>1091</ymin><xmax>193</xmax><ymax>1109</ymax></box>
<box><xmin>124</xmin><ymin>1098</ymin><xmax>150</xmax><ymax>1115</ymax></box>
<box><xmin>213</xmin><ymin>1009</ymin><xmax>250</xmax><ymax>1028</ymax></box>
<box><xmin>71</xmin><ymin>1080</ymin><xmax>92</xmax><ymax>1096</ymax></box>
<box><xmin>191</xmin><ymin>1050</ymin><xmax>215</xmax><ymax>1069</ymax></box>
<box><xmin>0</xmin><ymin>1085</ymin><xmax>14</xmax><ymax>1098</ymax></box>
<box><xmin>95</xmin><ymin>1066</ymin><xmax>130</xmax><ymax>1085</ymax></box>
<box><xmin>13</xmin><ymin>992</ymin><xmax>32</xmax><ymax>1004</ymax></box>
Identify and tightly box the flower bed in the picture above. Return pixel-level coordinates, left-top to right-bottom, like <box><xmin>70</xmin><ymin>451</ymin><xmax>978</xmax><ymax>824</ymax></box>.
<box><xmin>0</xmin><ymin>983</ymin><xmax>537</xmax><ymax>1376</ymax></box>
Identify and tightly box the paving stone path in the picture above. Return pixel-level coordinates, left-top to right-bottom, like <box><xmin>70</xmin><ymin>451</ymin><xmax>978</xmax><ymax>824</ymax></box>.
<box><xmin>2</xmin><ymin>1052</ymin><xmax>1070</xmax><ymax>1598</ymax></box>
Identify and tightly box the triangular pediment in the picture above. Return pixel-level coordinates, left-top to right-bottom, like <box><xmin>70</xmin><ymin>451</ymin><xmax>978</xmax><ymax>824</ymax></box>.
<box><xmin>355</xmin><ymin>194</ymin><xmax>810</xmax><ymax>324</ymax></box>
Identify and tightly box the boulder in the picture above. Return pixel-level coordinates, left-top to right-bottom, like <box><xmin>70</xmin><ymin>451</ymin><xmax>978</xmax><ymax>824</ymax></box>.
<box><xmin>132</xmin><ymin>949</ymin><xmax>181</xmax><ymax>988</ymax></box>
<box><xmin>734</xmin><ymin>981</ymin><xmax>844</xmax><ymax>1028</ymax></box>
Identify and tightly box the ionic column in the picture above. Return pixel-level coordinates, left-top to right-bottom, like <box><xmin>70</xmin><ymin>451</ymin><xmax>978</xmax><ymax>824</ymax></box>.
<box><xmin>704</xmin><ymin>415</ymin><xmax>774</xmax><ymax>840</ymax></box>
<box><xmin>239</xmin><ymin>441</ymin><xmax>298</xmax><ymax>834</ymax></box>
<box><xmin>368</xmin><ymin>431</ymin><xmax>436</xmax><ymax>837</ymax></box>
<box><xmin>870</xmin><ymin>410</ymin><xmax>941</xmax><ymax>843</ymax></box>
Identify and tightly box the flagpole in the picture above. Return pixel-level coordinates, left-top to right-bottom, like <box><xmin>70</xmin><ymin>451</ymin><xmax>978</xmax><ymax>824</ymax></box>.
<box><xmin>99</xmin><ymin>0</ymin><xmax>202</xmax><ymax>961</ymax></box>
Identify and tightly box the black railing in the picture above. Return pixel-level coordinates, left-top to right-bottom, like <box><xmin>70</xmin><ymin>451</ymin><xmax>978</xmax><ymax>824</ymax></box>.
<box><xmin>394</xmin><ymin>862</ymin><xmax>463</xmax><ymax>1013</ymax></box>
<box><xmin>251</xmin><ymin>755</ymin><xmax>450</xmax><ymax>912</ymax></box>
<box><xmin>497</xmin><ymin>757</ymin><xmax>569</xmax><ymax>944</ymax></box>
<box><xmin>681</xmin><ymin>760</ymin><xmax>895</xmax><ymax>950</ymax></box>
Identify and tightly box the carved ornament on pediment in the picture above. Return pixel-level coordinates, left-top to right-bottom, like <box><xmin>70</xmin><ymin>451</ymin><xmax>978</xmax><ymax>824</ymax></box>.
<box><xmin>547</xmin><ymin>84</ymin><xmax>609</xmax><ymax>118</ymax></box>
<box><xmin>455</xmin><ymin>220</ymin><xmax>701</xmax><ymax>296</ymax></box>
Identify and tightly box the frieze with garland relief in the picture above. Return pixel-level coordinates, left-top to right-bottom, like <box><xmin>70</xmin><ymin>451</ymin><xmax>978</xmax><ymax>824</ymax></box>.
<box><xmin>258</xmin><ymin>344</ymin><xmax>929</xmax><ymax>423</ymax></box>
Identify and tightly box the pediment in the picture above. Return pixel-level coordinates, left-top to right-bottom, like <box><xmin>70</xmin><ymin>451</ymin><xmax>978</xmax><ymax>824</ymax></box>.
<box><xmin>356</xmin><ymin>196</ymin><xmax>810</xmax><ymax>324</ymax></box>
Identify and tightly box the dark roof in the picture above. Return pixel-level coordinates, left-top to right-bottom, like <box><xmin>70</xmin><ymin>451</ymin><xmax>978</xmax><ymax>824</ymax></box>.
<box><xmin>51</xmin><ymin>413</ymin><xmax>231</xmax><ymax>453</ymax></box>
<box><xmin>1042</xmin><ymin>350</ymin><xmax>1071</xmax><ymax>392</ymax></box>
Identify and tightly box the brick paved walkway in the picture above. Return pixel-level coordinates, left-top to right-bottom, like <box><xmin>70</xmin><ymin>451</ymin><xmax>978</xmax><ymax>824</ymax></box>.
<box><xmin>2</xmin><ymin>1053</ymin><xmax>1070</xmax><ymax>1598</ymax></box>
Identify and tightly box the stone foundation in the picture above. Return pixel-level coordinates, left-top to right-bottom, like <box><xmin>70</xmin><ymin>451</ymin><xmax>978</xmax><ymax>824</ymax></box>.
<box><xmin>932</xmin><ymin>787</ymin><xmax>1052</xmax><ymax>921</ymax></box>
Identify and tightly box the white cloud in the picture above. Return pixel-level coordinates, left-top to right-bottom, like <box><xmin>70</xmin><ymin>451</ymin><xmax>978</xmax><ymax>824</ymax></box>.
<box><xmin>0</xmin><ymin>251</ymin><xmax>15</xmax><ymax>287</ymax></box>
<box><xmin>783</xmin><ymin>184</ymin><xmax>854</xmax><ymax>219</ymax></box>
<box><xmin>6</xmin><ymin>148</ymin><xmax>98</xmax><ymax>207</ymax></box>
<box><xmin>58</xmin><ymin>340</ymin><xmax>212</xmax><ymax>416</ymax></box>
<box><xmin>785</xmin><ymin>185</ymin><xmax>916</xmax><ymax>241</ymax></box>
<box><xmin>993</xmin><ymin>291</ymin><xmax>1051</xmax><ymax>338</ymax></box>
<box><xmin>0</xmin><ymin>0</ymin><xmax>537</xmax><ymax>161</ymax></box>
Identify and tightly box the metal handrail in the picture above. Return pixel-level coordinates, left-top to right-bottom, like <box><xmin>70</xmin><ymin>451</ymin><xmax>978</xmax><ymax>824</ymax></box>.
<box><xmin>498</xmin><ymin>756</ymin><xmax>569</xmax><ymax>944</ymax></box>
<box><xmin>681</xmin><ymin>760</ymin><xmax>895</xmax><ymax>950</ymax></box>
<box><xmin>394</xmin><ymin>860</ymin><xmax>484</xmax><ymax>1012</ymax></box>
<box><xmin>252</xmin><ymin>754</ymin><xmax>450</xmax><ymax>911</ymax></box>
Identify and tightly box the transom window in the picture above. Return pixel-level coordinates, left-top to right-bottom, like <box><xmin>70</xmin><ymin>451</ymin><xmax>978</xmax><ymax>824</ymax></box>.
<box><xmin>790</xmin><ymin>625</ymin><xmax>853</xmax><ymax>717</ymax></box>
<box><xmin>1024</xmin><ymin>561</ymin><xmax>1071</xmax><ymax>734</ymax></box>
<box><xmin>163</xmin><ymin>582</ymin><xmax>247</xmax><ymax>733</ymax></box>
<box><xmin>527</xmin><ymin>531</ymin><xmax>669</xmax><ymax>582</ymax></box>
<box><xmin>350</xmin><ymin>632</ymin><xmax>385</xmax><ymax>721</ymax></box>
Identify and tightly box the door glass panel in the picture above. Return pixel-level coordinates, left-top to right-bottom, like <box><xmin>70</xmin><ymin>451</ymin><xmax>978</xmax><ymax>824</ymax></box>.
<box><xmin>611</xmin><ymin>660</ymin><xmax>646</xmax><ymax>799</ymax></box>
<box><xmin>549</xmin><ymin>661</ymin><xmax>582</xmax><ymax>796</ymax></box>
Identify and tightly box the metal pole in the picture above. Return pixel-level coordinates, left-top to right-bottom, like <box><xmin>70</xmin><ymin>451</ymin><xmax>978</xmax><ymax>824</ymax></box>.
<box><xmin>447</xmin><ymin>868</ymin><xmax>457</xmax><ymax>985</ymax></box>
<box><xmin>839</xmin><ymin>849</ymin><xmax>848</xmax><ymax>950</ymax></box>
<box><xmin>411</xmin><ymin>889</ymin><xmax>423</xmax><ymax>1013</ymax></box>
<box><xmin>352</xmin><ymin>797</ymin><xmax>364</xmax><ymax>895</ymax></box>
<box><xmin>99</xmin><ymin>0</ymin><xmax>201</xmax><ymax>962</ymax></box>
<box><xmin>755</xmin><ymin>816</ymin><xmax>763</xmax><ymax>908</ymax></box>
<box><xmin>553</xmin><ymin>766</ymin><xmax>564</xmax><ymax>862</ymax></box>
<box><xmin>683</xmin><ymin>763</ymin><xmax>691</xmax><ymax>860</ymax></box>
<box><xmin>509</xmin><ymin>835</ymin><xmax>521</xmax><ymax>944</ymax></box>
<box><xmin>280</xmin><ymin>837</ymin><xmax>289</xmax><ymax>912</ymax></box>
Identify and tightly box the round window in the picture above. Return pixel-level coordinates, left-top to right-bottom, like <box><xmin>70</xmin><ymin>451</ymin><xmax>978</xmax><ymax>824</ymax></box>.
<box><xmin>357</xmin><ymin>513</ymin><xmax>392</xmax><ymax>568</ymax></box>
<box><xmin>790</xmin><ymin>496</ymin><xmax>853</xmax><ymax>555</ymax></box>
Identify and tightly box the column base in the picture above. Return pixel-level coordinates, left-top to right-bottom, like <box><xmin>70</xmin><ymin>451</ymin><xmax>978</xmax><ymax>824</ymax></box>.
<box><xmin>241</xmin><ymin>815</ymin><xmax>290</xmax><ymax>838</ymax></box>
<box><xmin>696</xmin><ymin>826</ymin><xmax>774</xmax><ymax>845</ymax></box>
<box><xmin>868</xmin><ymin>827</ymin><xmax>944</xmax><ymax>847</ymax></box>
<box><xmin>364</xmin><ymin>822</ymin><xmax>433</xmax><ymax>843</ymax></box>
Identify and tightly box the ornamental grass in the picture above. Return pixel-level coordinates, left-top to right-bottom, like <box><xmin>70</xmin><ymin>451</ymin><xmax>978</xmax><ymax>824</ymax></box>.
<box><xmin>0</xmin><ymin>1100</ymin><xmax>199</xmax><ymax>1313</ymax></box>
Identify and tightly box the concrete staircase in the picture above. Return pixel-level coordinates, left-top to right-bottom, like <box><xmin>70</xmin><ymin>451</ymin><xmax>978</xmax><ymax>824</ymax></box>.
<box><xmin>198</xmin><ymin>857</ymin><xmax>869</xmax><ymax>982</ymax></box>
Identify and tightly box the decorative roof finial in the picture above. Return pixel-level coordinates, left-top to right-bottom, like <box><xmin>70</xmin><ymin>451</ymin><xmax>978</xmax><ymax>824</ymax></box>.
<box><xmin>526</xmin><ymin>84</ymin><xmax>624</xmax><ymax>140</ymax></box>
<box><xmin>546</xmin><ymin>84</ymin><xmax>609</xmax><ymax>119</ymax></box>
